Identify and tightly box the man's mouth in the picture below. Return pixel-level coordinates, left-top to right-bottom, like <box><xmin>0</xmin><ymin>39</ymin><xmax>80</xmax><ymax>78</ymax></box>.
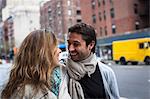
<box><xmin>70</xmin><ymin>52</ymin><xmax>78</xmax><ymax>56</ymax></box>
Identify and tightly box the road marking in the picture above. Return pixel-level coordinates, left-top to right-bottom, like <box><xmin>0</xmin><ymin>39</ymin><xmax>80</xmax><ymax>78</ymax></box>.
<box><xmin>117</xmin><ymin>66</ymin><xmax>143</xmax><ymax>69</ymax></box>
<box><xmin>120</xmin><ymin>97</ymin><xmax>128</xmax><ymax>99</ymax></box>
<box><xmin>148</xmin><ymin>80</ymin><xmax>150</xmax><ymax>83</ymax></box>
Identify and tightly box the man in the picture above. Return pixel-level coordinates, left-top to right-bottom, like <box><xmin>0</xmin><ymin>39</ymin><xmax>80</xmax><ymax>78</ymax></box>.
<box><xmin>66</xmin><ymin>23</ymin><xmax>120</xmax><ymax>99</ymax></box>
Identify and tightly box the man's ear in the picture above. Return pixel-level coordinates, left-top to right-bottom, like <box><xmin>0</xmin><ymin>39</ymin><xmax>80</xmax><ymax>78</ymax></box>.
<box><xmin>89</xmin><ymin>41</ymin><xmax>95</xmax><ymax>50</ymax></box>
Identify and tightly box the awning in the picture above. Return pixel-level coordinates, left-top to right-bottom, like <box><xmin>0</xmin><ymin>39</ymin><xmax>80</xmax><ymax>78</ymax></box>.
<box><xmin>58</xmin><ymin>43</ymin><xmax>66</xmax><ymax>49</ymax></box>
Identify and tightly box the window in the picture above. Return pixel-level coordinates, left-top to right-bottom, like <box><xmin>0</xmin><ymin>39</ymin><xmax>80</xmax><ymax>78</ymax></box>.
<box><xmin>112</xmin><ymin>24</ymin><xmax>116</xmax><ymax>34</ymax></box>
<box><xmin>92</xmin><ymin>14</ymin><xmax>96</xmax><ymax>23</ymax></box>
<box><xmin>139</xmin><ymin>42</ymin><xmax>150</xmax><ymax>49</ymax></box>
<box><xmin>139</xmin><ymin>43</ymin><xmax>144</xmax><ymax>49</ymax></box>
<box><xmin>110</xmin><ymin>0</ymin><xmax>113</xmax><ymax>3</ymax></box>
<box><xmin>58</xmin><ymin>11</ymin><xmax>61</xmax><ymax>16</ymax></box>
<box><xmin>69</xmin><ymin>19</ymin><xmax>72</xmax><ymax>26</ymax></box>
<box><xmin>48</xmin><ymin>6</ymin><xmax>51</xmax><ymax>12</ymax></box>
<box><xmin>98</xmin><ymin>0</ymin><xmax>101</xmax><ymax>7</ymax></box>
<box><xmin>77</xmin><ymin>19</ymin><xmax>82</xmax><ymax>23</ymax></box>
<box><xmin>91</xmin><ymin>0</ymin><xmax>96</xmax><ymax>9</ymax></box>
<box><xmin>48</xmin><ymin>9</ymin><xmax>51</xmax><ymax>15</ymax></box>
<box><xmin>67</xmin><ymin>0</ymin><xmax>71</xmax><ymax>6</ymax></box>
<box><xmin>148</xmin><ymin>42</ymin><xmax>150</xmax><ymax>48</ymax></box>
<box><xmin>68</xmin><ymin>9</ymin><xmax>72</xmax><ymax>16</ymax></box>
<box><xmin>48</xmin><ymin>7</ymin><xmax>51</xmax><ymax>17</ymax></box>
<box><xmin>57</xmin><ymin>2</ymin><xmax>61</xmax><ymax>8</ymax></box>
<box><xmin>110</xmin><ymin>0</ymin><xmax>113</xmax><ymax>5</ymax></box>
<box><xmin>110</xmin><ymin>8</ymin><xmax>115</xmax><ymax>18</ymax></box>
<box><xmin>103</xmin><ymin>0</ymin><xmax>105</xmax><ymax>5</ymax></box>
<box><xmin>100</xmin><ymin>27</ymin><xmax>103</xmax><ymax>36</ymax></box>
<box><xmin>134</xmin><ymin>3</ymin><xmax>138</xmax><ymax>14</ymax></box>
<box><xmin>99</xmin><ymin>12</ymin><xmax>102</xmax><ymax>21</ymax></box>
<box><xmin>135</xmin><ymin>21</ymin><xmax>140</xmax><ymax>30</ymax></box>
<box><xmin>30</xmin><ymin>20</ymin><xmax>33</xmax><ymax>24</ymax></box>
<box><xmin>49</xmin><ymin>17</ymin><xmax>52</xmax><ymax>21</ymax></box>
<box><xmin>59</xmin><ymin>20</ymin><xmax>62</xmax><ymax>24</ymax></box>
<box><xmin>77</xmin><ymin>10</ymin><xmax>81</xmax><ymax>15</ymax></box>
<box><xmin>144</xmin><ymin>42</ymin><xmax>149</xmax><ymax>49</ymax></box>
<box><xmin>104</xmin><ymin>26</ymin><xmax>107</xmax><ymax>35</ymax></box>
<box><xmin>110</xmin><ymin>0</ymin><xmax>114</xmax><ymax>6</ymax></box>
<box><xmin>104</xmin><ymin>11</ymin><xmax>106</xmax><ymax>20</ymax></box>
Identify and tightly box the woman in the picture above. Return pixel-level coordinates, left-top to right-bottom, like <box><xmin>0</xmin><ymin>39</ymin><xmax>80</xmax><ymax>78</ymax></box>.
<box><xmin>1</xmin><ymin>30</ymin><xmax>71</xmax><ymax>99</ymax></box>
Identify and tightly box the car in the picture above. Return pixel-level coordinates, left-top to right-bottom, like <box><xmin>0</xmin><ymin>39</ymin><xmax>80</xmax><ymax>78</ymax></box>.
<box><xmin>0</xmin><ymin>59</ymin><xmax>2</xmax><ymax>64</ymax></box>
<box><xmin>59</xmin><ymin>51</ymin><xmax>68</xmax><ymax>64</ymax></box>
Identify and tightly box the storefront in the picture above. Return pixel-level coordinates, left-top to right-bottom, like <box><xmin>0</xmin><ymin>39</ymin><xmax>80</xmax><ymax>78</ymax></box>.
<box><xmin>96</xmin><ymin>28</ymin><xmax>150</xmax><ymax>60</ymax></box>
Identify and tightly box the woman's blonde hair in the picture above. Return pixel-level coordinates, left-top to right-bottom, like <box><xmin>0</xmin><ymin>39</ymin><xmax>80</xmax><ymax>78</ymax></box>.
<box><xmin>1</xmin><ymin>30</ymin><xmax>58</xmax><ymax>98</ymax></box>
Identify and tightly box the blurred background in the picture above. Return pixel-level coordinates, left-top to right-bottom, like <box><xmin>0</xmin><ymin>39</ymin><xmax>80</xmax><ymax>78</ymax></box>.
<box><xmin>0</xmin><ymin>0</ymin><xmax>149</xmax><ymax>64</ymax></box>
<box><xmin>0</xmin><ymin>0</ymin><xmax>150</xmax><ymax>99</ymax></box>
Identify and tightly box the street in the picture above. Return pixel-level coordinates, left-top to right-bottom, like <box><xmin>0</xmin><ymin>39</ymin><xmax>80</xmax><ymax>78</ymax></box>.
<box><xmin>0</xmin><ymin>62</ymin><xmax>150</xmax><ymax>99</ymax></box>
<box><xmin>0</xmin><ymin>62</ymin><xmax>11</xmax><ymax>86</ymax></box>
<box><xmin>110</xmin><ymin>64</ymin><xmax>150</xmax><ymax>99</ymax></box>
<box><xmin>0</xmin><ymin>62</ymin><xmax>12</xmax><ymax>96</ymax></box>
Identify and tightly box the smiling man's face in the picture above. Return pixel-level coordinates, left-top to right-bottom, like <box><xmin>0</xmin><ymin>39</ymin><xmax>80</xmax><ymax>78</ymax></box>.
<box><xmin>67</xmin><ymin>32</ymin><xmax>92</xmax><ymax>62</ymax></box>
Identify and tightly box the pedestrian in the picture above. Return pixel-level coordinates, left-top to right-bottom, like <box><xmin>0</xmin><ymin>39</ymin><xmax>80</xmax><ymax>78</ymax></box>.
<box><xmin>67</xmin><ymin>23</ymin><xmax>120</xmax><ymax>99</ymax></box>
<box><xmin>1</xmin><ymin>30</ymin><xmax>71</xmax><ymax>99</ymax></box>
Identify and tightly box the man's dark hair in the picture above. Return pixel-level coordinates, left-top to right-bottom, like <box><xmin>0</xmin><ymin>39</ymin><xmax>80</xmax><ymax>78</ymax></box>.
<box><xmin>68</xmin><ymin>23</ymin><xmax>97</xmax><ymax>53</ymax></box>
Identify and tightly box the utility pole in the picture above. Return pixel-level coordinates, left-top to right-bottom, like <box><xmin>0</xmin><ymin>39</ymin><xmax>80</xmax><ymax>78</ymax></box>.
<box><xmin>64</xmin><ymin>33</ymin><xmax>68</xmax><ymax>51</ymax></box>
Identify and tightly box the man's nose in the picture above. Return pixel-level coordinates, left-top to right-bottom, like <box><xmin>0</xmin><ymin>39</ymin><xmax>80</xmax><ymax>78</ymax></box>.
<box><xmin>68</xmin><ymin>44</ymin><xmax>75</xmax><ymax>51</ymax></box>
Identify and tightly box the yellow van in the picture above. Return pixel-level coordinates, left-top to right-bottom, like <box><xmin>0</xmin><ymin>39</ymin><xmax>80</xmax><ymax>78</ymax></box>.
<box><xmin>112</xmin><ymin>38</ymin><xmax>150</xmax><ymax>65</ymax></box>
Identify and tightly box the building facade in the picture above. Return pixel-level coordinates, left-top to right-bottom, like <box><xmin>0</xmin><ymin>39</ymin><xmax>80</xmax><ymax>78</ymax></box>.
<box><xmin>0</xmin><ymin>0</ymin><xmax>6</xmax><ymax>58</ymax></box>
<box><xmin>2</xmin><ymin>0</ymin><xmax>40</xmax><ymax>48</ymax></box>
<box><xmin>40</xmin><ymin>0</ymin><xmax>149</xmax><ymax>59</ymax></box>
<box><xmin>40</xmin><ymin>0</ymin><xmax>82</xmax><ymax>43</ymax></box>
<box><xmin>80</xmin><ymin>0</ymin><xmax>149</xmax><ymax>59</ymax></box>
<box><xmin>0</xmin><ymin>0</ymin><xmax>6</xmax><ymax>22</ymax></box>
<box><xmin>2</xmin><ymin>16</ymin><xmax>15</xmax><ymax>59</ymax></box>
<box><xmin>80</xmin><ymin>0</ymin><xmax>149</xmax><ymax>38</ymax></box>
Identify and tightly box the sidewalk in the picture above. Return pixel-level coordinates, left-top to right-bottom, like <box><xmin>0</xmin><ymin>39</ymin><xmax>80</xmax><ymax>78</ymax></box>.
<box><xmin>100</xmin><ymin>59</ymin><xmax>115</xmax><ymax>65</ymax></box>
<box><xmin>0</xmin><ymin>62</ymin><xmax>130</xmax><ymax>99</ymax></box>
<box><xmin>0</xmin><ymin>62</ymin><xmax>12</xmax><ymax>97</ymax></box>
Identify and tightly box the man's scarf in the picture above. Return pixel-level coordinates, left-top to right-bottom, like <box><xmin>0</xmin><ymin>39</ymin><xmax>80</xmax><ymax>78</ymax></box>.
<box><xmin>67</xmin><ymin>53</ymin><xmax>97</xmax><ymax>99</ymax></box>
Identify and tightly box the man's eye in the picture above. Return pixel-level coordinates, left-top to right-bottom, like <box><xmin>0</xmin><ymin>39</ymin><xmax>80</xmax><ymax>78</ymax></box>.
<box><xmin>73</xmin><ymin>43</ymin><xmax>80</xmax><ymax>47</ymax></box>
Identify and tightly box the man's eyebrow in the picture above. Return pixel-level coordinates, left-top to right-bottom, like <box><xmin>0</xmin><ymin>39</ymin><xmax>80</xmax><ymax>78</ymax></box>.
<box><xmin>67</xmin><ymin>40</ymin><xmax>80</xmax><ymax>43</ymax></box>
<box><xmin>74</xmin><ymin>40</ymin><xmax>80</xmax><ymax>43</ymax></box>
